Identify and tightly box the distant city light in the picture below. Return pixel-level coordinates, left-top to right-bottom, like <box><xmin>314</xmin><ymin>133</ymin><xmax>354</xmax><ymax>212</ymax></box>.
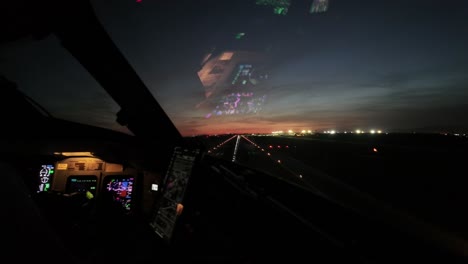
<box><xmin>272</xmin><ymin>130</ymin><xmax>284</xmax><ymax>135</ymax></box>
<box><xmin>260</xmin><ymin>128</ymin><xmax>385</xmax><ymax>137</ymax></box>
<box><xmin>299</xmin><ymin>175</ymin><xmax>303</xmax><ymax>178</ymax></box>
<box><xmin>58</xmin><ymin>152</ymin><xmax>94</xmax><ymax>157</ymax></box>
<box><xmin>373</xmin><ymin>148</ymin><xmax>378</xmax><ymax>153</ymax></box>
<box><xmin>277</xmin><ymin>160</ymin><xmax>281</xmax><ymax>163</ymax></box>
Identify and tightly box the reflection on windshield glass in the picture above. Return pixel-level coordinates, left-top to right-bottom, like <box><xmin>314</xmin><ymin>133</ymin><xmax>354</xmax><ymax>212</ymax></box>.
<box><xmin>198</xmin><ymin>51</ymin><xmax>269</xmax><ymax>118</ymax></box>
<box><xmin>101</xmin><ymin>0</ymin><xmax>467</xmax><ymax>136</ymax></box>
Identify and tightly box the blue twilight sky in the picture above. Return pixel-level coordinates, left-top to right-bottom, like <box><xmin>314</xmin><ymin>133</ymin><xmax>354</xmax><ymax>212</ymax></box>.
<box><xmin>1</xmin><ymin>0</ymin><xmax>468</xmax><ymax>136</ymax></box>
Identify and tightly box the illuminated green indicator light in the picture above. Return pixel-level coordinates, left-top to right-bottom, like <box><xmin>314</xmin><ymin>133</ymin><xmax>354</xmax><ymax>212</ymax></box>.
<box><xmin>49</xmin><ymin>170</ymin><xmax>54</xmax><ymax>174</ymax></box>
<box><xmin>90</xmin><ymin>187</ymin><xmax>96</xmax><ymax>189</ymax></box>
<box><xmin>256</xmin><ymin>0</ymin><xmax>290</xmax><ymax>15</ymax></box>
<box><xmin>86</xmin><ymin>191</ymin><xmax>94</xmax><ymax>200</ymax></box>
<box><xmin>235</xmin><ymin>32</ymin><xmax>245</xmax><ymax>40</ymax></box>
<box><xmin>274</xmin><ymin>7</ymin><xmax>287</xmax><ymax>15</ymax></box>
<box><xmin>71</xmin><ymin>179</ymin><xmax>77</xmax><ymax>182</ymax></box>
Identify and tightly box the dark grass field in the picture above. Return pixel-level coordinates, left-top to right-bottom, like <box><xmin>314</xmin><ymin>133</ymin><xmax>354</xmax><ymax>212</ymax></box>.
<box><xmin>202</xmin><ymin>133</ymin><xmax>468</xmax><ymax>239</ymax></box>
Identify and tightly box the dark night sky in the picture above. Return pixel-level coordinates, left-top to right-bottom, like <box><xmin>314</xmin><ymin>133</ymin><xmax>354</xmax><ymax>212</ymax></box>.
<box><xmin>1</xmin><ymin>0</ymin><xmax>468</xmax><ymax>136</ymax></box>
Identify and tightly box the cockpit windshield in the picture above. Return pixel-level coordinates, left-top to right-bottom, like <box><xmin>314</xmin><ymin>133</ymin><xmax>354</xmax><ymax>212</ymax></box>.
<box><xmin>3</xmin><ymin>0</ymin><xmax>468</xmax><ymax>136</ymax></box>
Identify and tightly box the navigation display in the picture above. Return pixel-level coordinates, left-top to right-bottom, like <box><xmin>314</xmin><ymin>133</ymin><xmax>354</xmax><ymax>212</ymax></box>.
<box><xmin>66</xmin><ymin>176</ymin><xmax>98</xmax><ymax>195</ymax></box>
<box><xmin>150</xmin><ymin>147</ymin><xmax>200</xmax><ymax>241</ymax></box>
<box><xmin>102</xmin><ymin>176</ymin><xmax>134</xmax><ymax>211</ymax></box>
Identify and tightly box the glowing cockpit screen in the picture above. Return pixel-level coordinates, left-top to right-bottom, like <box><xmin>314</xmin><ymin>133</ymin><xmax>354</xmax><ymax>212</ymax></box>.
<box><xmin>66</xmin><ymin>176</ymin><xmax>98</xmax><ymax>195</ymax></box>
<box><xmin>38</xmin><ymin>165</ymin><xmax>54</xmax><ymax>193</ymax></box>
<box><xmin>103</xmin><ymin>176</ymin><xmax>134</xmax><ymax>211</ymax></box>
